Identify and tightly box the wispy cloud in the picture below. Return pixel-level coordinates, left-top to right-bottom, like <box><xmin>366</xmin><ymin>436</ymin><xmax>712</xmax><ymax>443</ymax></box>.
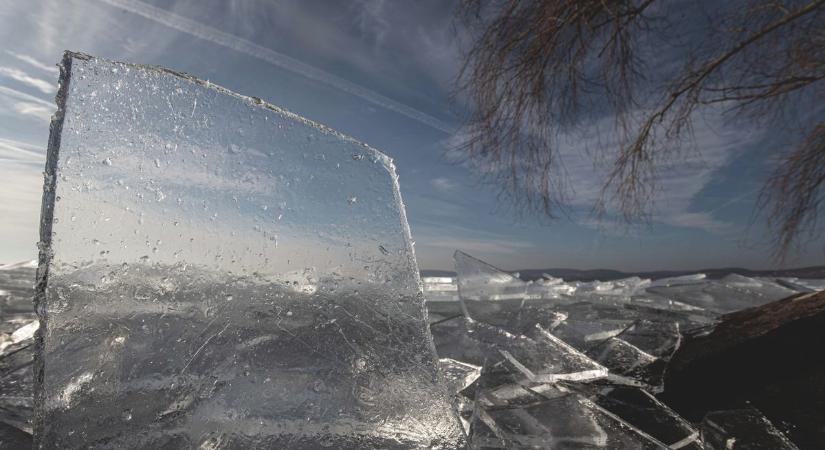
<box><xmin>96</xmin><ymin>0</ymin><xmax>455</xmax><ymax>134</ymax></box>
<box><xmin>11</xmin><ymin>102</ymin><xmax>52</xmax><ymax>121</ymax></box>
<box><xmin>0</xmin><ymin>137</ymin><xmax>45</xmax><ymax>162</ymax></box>
<box><xmin>5</xmin><ymin>51</ymin><xmax>59</xmax><ymax>75</ymax></box>
<box><xmin>0</xmin><ymin>67</ymin><xmax>55</xmax><ymax>94</ymax></box>
<box><xmin>0</xmin><ymin>85</ymin><xmax>53</xmax><ymax>121</ymax></box>
<box><xmin>430</xmin><ymin>177</ymin><xmax>456</xmax><ymax>192</ymax></box>
<box><xmin>448</xmin><ymin>109</ymin><xmax>758</xmax><ymax>234</ymax></box>
<box><xmin>350</xmin><ymin>0</ymin><xmax>390</xmax><ymax>48</ymax></box>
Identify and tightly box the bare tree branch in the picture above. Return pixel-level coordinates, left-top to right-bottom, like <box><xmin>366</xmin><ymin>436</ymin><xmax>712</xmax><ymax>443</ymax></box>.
<box><xmin>456</xmin><ymin>0</ymin><xmax>825</xmax><ymax>259</ymax></box>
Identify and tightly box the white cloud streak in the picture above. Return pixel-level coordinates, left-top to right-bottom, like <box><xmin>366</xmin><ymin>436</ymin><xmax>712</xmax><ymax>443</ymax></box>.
<box><xmin>5</xmin><ymin>51</ymin><xmax>59</xmax><ymax>75</ymax></box>
<box><xmin>430</xmin><ymin>177</ymin><xmax>456</xmax><ymax>192</ymax></box>
<box><xmin>0</xmin><ymin>137</ymin><xmax>46</xmax><ymax>162</ymax></box>
<box><xmin>450</xmin><ymin>111</ymin><xmax>758</xmax><ymax>234</ymax></box>
<box><xmin>11</xmin><ymin>102</ymin><xmax>52</xmax><ymax>121</ymax></box>
<box><xmin>0</xmin><ymin>85</ymin><xmax>54</xmax><ymax>121</ymax></box>
<box><xmin>96</xmin><ymin>0</ymin><xmax>456</xmax><ymax>134</ymax></box>
<box><xmin>0</xmin><ymin>67</ymin><xmax>55</xmax><ymax>94</ymax></box>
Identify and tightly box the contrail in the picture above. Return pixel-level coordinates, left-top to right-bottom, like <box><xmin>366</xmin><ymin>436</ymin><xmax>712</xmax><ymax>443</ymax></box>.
<box><xmin>97</xmin><ymin>0</ymin><xmax>456</xmax><ymax>134</ymax></box>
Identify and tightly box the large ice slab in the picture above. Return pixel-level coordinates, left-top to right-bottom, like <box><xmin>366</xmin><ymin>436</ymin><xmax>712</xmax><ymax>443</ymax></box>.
<box><xmin>34</xmin><ymin>52</ymin><xmax>464</xmax><ymax>448</ymax></box>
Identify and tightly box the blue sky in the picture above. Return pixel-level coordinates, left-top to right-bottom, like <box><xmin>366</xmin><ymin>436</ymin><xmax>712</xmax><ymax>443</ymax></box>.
<box><xmin>0</xmin><ymin>0</ymin><xmax>820</xmax><ymax>271</ymax></box>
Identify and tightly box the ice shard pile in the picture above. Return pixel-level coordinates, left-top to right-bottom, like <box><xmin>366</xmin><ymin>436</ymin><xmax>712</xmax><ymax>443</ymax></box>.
<box><xmin>421</xmin><ymin>251</ymin><xmax>820</xmax><ymax>448</ymax></box>
<box><xmin>34</xmin><ymin>52</ymin><xmax>464</xmax><ymax>448</ymax></box>
<box><xmin>423</xmin><ymin>254</ymin><xmax>803</xmax><ymax>314</ymax></box>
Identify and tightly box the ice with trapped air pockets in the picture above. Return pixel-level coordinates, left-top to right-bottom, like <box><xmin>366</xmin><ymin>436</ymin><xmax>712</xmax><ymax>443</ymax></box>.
<box><xmin>34</xmin><ymin>52</ymin><xmax>465</xmax><ymax>449</ymax></box>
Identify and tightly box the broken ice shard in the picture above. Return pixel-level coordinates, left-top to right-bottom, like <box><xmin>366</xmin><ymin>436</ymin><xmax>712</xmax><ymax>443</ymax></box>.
<box><xmin>586</xmin><ymin>337</ymin><xmax>668</xmax><ymax>391</ymax></box>
<box><xmin>438</xmin><ymin>358</ymin><xmax>481</xmax><ymax>396</ymax></box>
<box><xmin>700</xmin><ymin>409</ymin><xmax>799</xmax><ymax>450</ymax></box>
<box><xmin>470</xmin><ymin>384</ymin><xmax>668</xmax><ymax>449</ymax></box>
<box><xmin>432</xmin><ymin>317</ymin><xmax>606</xmax><ymax>386</ymax></box>
<box><xmin>454</xmin><ymin>250</ymin><xmax>527</xmax><ymax>301</ymax></box>
<box><xmin>34</xmin><ymin>52</ymin><xmax>464</xmax><ymax>448</ymax></box>
<box><xmin>582</xmin><ymin>384</ymin><xmax>701</xmax><ymax>449</ymax></box>
<box><xmin>646</xmin><ymin>274</ymin><xmax>797</xmax><ymax>313</ymax></box>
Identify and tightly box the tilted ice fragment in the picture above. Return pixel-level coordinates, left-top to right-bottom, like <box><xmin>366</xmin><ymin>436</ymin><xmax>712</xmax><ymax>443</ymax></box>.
<box><xmin>0</xmin><ymin>328</ymin><xmax>35</xmax><ymax>434</ymax></box>
<box><xmin>518</xmin><ymin>325</ymin><xmax>608</xmax><ymax>383</ymax></box>
<box><xmin>544</xmin><ymin>305</ymin><xmax>633</xmax><ymax>350</ymax></box>
<box><xmin>0</xmin><ymin>422</ymin><xmax>32</xmax><ymax>448</ymax></box>
<box><xmin>630</xmin><ymin>294</ymin><xmax>709</xmax><ymax>313</ymax></box>
<box><xmin>550</xmin><ymin>320</ymin><xmax>629</xmax><ymax>348</ymax></box>
<box><xmin>421</xmin><ymin>276</ymin><xmax>460</xmax><ymax>302</ymax></box>
<box><xmin>34</xmin><ymin>52</ymin><xmax>464</xmax><ymax>449</ymax></box>
<box><xmin>438</xmin><ymin>358</ymin><xmax>481</xmax><ymax>395</ymax></box>
<box><xmin>648</xmin><ymin>273</ymin><xmax>707</xmax><ymax>288</ymax></box>
<box><xmin>773</xmin><ymin>277</ymin><xmax>816</xmax><ymax>293</ymax></box>
<box><xmin>432</xmin><ymin>318</ymin><xmax>606</xmax><ymax>386</ymax></box>
<box><xmin>700</xmin><ymin>409</ymin><xmax>799</xmax><ymax>450</ymax></box>
<box><xmin>470</xmin><ymin>384</ymin><xmax>668</xmax><ymax>449</ymax></box>
<box><xmin>585</xmin><ymin>338</ymin><xmax>667</xmax><ymax>392</ymax></box>
<box><xmin>579</xmin><ymin>277</ymin><xmax>651</xmax><ymax>296</ymax></box>
<box><xmin>454</xmin><ymin>251</ymin><xmax>527</xmax><ymax>301</ymax></box>
<box><xmin>777</xmin><ymin>278</ymin><xmax>825</xmax><ymax>292</ymax></box>
<box><xmin>582</xmin><ymin>384</ymin><xmax>702</xmax><ymax>449</ymax></box>
<box><xmin>0</xmin><ymin>319</ymin><xmax>38</xmax><ymax>355</ymax></box>
<box><xmin>645</xmin><ymin>275</ymin><xmax>796</xmax><ymax>313</ymax></box>
<box><xmin>616</xmin><ymin>320</ymin><xmax>682</xmax><ymax>359</ymax></box>
<box><xmin>440</xmin><ymin>295</ymin><xmax>568</xmax><ymax>335</ymax></box>
<box><xmin>438</xmin><ymin>358</ymin><xmax>479</xmax><ymax>437</ymax></box>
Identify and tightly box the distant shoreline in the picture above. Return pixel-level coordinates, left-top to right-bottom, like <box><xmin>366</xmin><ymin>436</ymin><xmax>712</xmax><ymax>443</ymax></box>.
<box><xmin>421</xmin><ymin>265</ymin><xmax>825</xmax><ymax>282</ymax></box>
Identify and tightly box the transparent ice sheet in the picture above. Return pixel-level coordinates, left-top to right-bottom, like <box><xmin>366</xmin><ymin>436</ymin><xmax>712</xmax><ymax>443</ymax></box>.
<box><xmin>34</xmin><ymin>52</ymin><xmax>464</xmax><ymax>449</ymax></box>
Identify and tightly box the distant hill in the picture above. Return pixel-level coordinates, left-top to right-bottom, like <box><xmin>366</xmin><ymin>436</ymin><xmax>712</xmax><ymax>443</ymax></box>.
<box><xmin>421</xmin><ymin>265</ymin><xmax>825</xmax><ymax>282</ymax></box>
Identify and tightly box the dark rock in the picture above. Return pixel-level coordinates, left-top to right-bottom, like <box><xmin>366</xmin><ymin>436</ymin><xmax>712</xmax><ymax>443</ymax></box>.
<box><xmin>662</xmin><ymin>291</ymin><xmax>825</xmax><ymax>449</ymax></box>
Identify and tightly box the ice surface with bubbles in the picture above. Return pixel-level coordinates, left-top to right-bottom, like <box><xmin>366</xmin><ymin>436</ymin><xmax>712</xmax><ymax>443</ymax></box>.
<box><xmin>34</xmin><ymin>52</ymin><xmax>464</xmax><ymax>449</ymax></box>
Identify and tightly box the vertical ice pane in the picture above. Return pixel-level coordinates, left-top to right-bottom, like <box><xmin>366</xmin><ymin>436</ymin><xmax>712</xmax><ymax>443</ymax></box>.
<box><xmin>35</xmin><ymin>52</ymin><xmax>464</xmax><ymax>448</ymax></box>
